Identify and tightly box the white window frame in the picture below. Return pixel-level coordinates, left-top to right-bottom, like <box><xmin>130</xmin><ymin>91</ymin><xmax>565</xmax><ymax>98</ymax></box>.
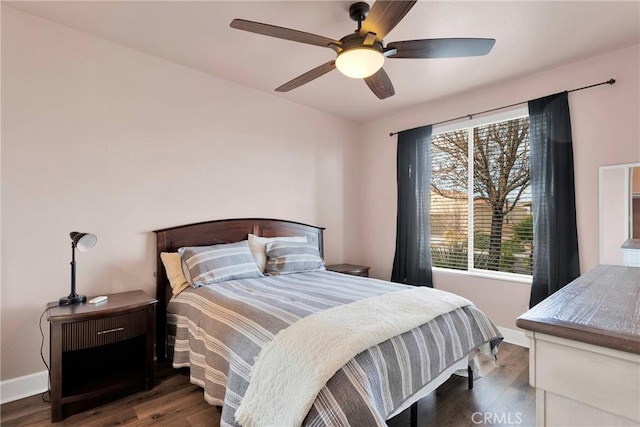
<box><xmin>431</xmin><ymin>106</ymin><xmax>532</xmax><ymax>284</ymax></box>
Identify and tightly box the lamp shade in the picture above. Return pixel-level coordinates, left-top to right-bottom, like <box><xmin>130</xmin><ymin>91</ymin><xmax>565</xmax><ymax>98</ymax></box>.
<box><xmin>70</xmin><ymin>232</ymin><xmax>97</xmax><ymax>252</ymax></box>
<box><xmin>335</xmin><ymin>47</ymin><xmax>385</xmax><ymax>79</ymax></box>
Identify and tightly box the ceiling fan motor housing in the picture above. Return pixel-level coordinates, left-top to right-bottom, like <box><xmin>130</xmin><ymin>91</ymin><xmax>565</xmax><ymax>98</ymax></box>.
<box><xmin>339</xmin><ymin>33</ymin><xmax>383</xmax><ymax>53</ymax></box>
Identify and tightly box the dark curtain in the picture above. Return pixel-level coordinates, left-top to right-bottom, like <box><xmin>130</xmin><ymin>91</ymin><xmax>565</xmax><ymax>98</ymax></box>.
<box><xmin>391</xmin><ymin>125</ymin><xmax>433</xmax><ymax>287</ymax></box>
<box><xmin>528</xmin><ymin>91</ymin><xmax>580</xmax><ymax>307</ymax></box>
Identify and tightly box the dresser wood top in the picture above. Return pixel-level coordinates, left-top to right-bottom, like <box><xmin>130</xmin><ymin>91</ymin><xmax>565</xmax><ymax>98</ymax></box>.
<box><xmin>516</xmin><ymin>265</ymin><xmax>640</xmax><ymax>354</ymax></box>
<box><xmin>622</xmin><ymin>238</ymin><xmax>640</xmax><ymax>249</ymax></box>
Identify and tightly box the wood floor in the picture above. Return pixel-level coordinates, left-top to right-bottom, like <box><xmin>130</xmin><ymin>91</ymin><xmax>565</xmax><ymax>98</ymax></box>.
<box><xmin>1</xmin><ymin>342</ymin><xmax>533</xmax><ymax>427</ymax></box>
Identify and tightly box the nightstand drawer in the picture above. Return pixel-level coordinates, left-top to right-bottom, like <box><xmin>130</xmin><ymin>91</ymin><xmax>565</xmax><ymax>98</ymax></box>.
<box><xmin>62</xmin><ymin>310</ymin><xmax>148</xmax><ymax>351</ymax></box>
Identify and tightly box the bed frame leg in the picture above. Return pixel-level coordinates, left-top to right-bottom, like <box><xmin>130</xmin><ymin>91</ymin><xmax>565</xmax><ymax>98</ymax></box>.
<box><xmin>410</xmin><ymin>401</ymin><xmax>418</xmax><ymax>427</ymax></box>
<box><xmin>468</xmin><ymin>365</ymin><xmax>474</xmax><ymax>390</ymax></box>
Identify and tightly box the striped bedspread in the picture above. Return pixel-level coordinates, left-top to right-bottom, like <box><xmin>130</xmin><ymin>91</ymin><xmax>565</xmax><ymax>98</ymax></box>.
<box><xmin>167</xmin><ymin>271</ymin><xmax>502</xmax><ymax>427</ymax></box>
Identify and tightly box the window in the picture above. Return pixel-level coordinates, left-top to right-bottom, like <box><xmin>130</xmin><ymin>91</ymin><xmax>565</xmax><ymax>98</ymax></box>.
<box><xmin>430</xmin><ymin>109</ymin><xmax>533</xmax><ymax>278</ymax></box>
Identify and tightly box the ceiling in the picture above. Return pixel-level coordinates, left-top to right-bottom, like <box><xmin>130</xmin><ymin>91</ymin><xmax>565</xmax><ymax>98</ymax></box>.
<box><xmin>4</xmin><ymin>1</ymin><xmax>639</xmax><ymax>123</ymax></box>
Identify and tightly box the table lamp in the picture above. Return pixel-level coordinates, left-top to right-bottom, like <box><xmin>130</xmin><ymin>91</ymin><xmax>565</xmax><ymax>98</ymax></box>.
<box><xmin>59</xmin><ymin>231</ymin><xmax>97</xmax><ymax>305</ymax></box>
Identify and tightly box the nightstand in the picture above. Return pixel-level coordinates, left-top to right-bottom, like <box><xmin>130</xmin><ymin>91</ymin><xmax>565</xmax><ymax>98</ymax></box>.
<box><xmin>47</xmin><ymin>290</ymin><xmax>156</xmax><ymax>422</ymax></box>
<box><xmin>326</xmin><ymin>263</ymin><xmax>370</xmax><ymax>277</ymax></box>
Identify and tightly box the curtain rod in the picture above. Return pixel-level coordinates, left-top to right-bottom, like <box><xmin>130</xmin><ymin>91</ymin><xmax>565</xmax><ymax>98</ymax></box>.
<box><xmin>389</xmin><ymin>78</ymin><xmax>616</xmax><ymax>137</ymax></box>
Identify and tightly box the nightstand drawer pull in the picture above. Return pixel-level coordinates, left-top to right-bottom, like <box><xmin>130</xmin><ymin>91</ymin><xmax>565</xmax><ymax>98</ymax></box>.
<box><xmin>98</xmin><ymin>327</ymin><xmax>125</xmax><ymax>335</ymax></box>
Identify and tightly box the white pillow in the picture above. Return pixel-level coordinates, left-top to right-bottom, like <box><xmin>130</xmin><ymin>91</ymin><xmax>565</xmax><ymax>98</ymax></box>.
<box><xmin>248</xmin><ymin>234</ymin><xmax>308</xmax><ymax>273</ymax></box>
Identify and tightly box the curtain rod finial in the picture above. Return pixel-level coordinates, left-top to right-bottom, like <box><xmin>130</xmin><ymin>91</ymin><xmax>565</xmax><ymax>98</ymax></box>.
<box><xmin>608</xmin><ymin>78</ymin><xmax>616</xmax><ymax>84</ymax></box>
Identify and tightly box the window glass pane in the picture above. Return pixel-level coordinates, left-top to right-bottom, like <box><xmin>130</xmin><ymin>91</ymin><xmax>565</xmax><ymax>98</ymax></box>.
<box><xmin>430</xmin><ymin>129</ymin><xmax>469</xmax><ymax>271</ymax></box>
<box><xmin>429</xmin><ymin>115</ymin><xmax>533</xmax><ymax>278</ymax></box>
<box><xmin>472</xmin><ymin>117</ymin><xmax>532</xmax><ymax>275</ymax></box>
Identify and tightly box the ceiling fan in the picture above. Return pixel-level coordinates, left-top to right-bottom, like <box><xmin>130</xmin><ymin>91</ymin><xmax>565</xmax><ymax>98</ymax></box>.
<box><xmin>230</xmin><ymin>1</ymin><xmax>495</xmax><ymax>100</ymax></box>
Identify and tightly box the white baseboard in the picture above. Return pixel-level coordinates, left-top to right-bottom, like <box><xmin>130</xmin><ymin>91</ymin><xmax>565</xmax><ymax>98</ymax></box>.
<box><xmin>498</xmin><ymin>326</ymin><xmax>530</xmax><ymax>348</ymax></box>
<box><xmin>0</xmin><ymin>370</ymin><xmax>48</xmax><ymax>404</ymax></box>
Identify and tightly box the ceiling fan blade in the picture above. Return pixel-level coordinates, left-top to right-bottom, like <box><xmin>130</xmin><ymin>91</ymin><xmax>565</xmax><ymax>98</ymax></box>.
<box><xmin>360</xmin><ymin>1</ymin><xmax>417</xmax><ymax>41</ymax></box>
<box><xmin>275</xmin><ymin>61</ymin><xmax>336</xmax><ymax>92</ymax></box>
<box><xmin>387</xmin><ymin>38</ymin><xmax>496</xmax><ymax>58</ymax></box>
<box><xmin>231</xmin><ymin>19</ymin><xmax>339</xmax><ymax>48</ymax></box>
<box><xmin>364</xmin><ymin>67</ymin><xmax>395</xmax><ymax>100</ymax></box>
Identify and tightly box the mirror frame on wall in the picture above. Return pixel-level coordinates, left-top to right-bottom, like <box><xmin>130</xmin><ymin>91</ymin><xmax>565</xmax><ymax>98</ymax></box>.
<box><xmin>599</xmin><ymin>162</ymin><xmax>640</xmax><ymax>265</ymax></box>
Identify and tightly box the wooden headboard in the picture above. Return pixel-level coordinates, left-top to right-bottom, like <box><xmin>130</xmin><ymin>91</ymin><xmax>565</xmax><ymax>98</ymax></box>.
<box><xmin>153</xmin><ymin>218</ymin><xmax>325</xmax><ymax>360</ymax></box>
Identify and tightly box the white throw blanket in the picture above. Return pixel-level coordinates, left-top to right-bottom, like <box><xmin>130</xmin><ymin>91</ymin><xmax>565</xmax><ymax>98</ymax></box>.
<box><xmin>235</xmin><ymin>286</ymin><xmax>472</xmax><ymax>427</ymax></box>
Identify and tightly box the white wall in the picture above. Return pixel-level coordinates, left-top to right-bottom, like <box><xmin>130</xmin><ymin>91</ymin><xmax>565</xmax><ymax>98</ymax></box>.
<box><xmin>359</xmin><ymin>45</ymin><xmax>640</xmax><ymax>330</ymax></box>
<box><xmin>0</xmin><ymin>8</ymin><xmax>361</xmax><ymax>381</ymax></box>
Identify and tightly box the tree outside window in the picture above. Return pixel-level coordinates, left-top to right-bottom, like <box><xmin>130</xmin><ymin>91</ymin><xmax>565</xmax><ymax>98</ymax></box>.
<box><xmin>430</xmin><ymin>116</ymin><xmax>533</xmax><ymax>276</ymax></box>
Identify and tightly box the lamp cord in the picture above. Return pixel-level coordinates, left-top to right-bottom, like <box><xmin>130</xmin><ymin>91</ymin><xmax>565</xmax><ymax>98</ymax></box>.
<box><xmin>39</xmin><ymin>304</ymin><xmax>59</xmax><ymax>403</ymax></box>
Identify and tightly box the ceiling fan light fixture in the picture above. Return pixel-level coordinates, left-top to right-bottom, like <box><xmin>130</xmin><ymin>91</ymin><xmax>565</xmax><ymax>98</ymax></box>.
<box><xmin>335</xmin><ymin>47</ymin><xmax>384</xmax><ymax>79</ymax></box>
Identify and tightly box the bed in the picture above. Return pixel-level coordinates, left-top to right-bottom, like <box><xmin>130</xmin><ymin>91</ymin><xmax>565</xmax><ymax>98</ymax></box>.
<box><xmin>154</xmin><ymin>218</ymin><xmax>502</xmax><ymax>427</ymax></box>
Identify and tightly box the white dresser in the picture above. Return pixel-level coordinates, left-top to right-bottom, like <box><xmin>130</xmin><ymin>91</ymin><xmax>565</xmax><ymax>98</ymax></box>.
<box><xmin>517</xmin><ymin>265</ymin><xmax>640</xmax><ymax>426</ymax></box>
<box><xmin>622</xmin><ymin>239</ymin><xmax>640</xmax><ymax>267</ymax></box>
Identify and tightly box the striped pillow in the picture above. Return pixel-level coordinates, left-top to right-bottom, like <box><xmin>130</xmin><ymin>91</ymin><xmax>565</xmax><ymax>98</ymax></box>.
<box><xmin>265</xmin><ymin>241</ymin><xmax>325</xmax><ymax>275</ymax></box>
<box><xmin>178</xmin><ymin>240</ymin><xmax>264</xmax><ymax>287</ymax></box>
<box><xmin>248</xmin><ymin>234</ymin><xmax>308</xmax><ymax>273</ymax></box>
